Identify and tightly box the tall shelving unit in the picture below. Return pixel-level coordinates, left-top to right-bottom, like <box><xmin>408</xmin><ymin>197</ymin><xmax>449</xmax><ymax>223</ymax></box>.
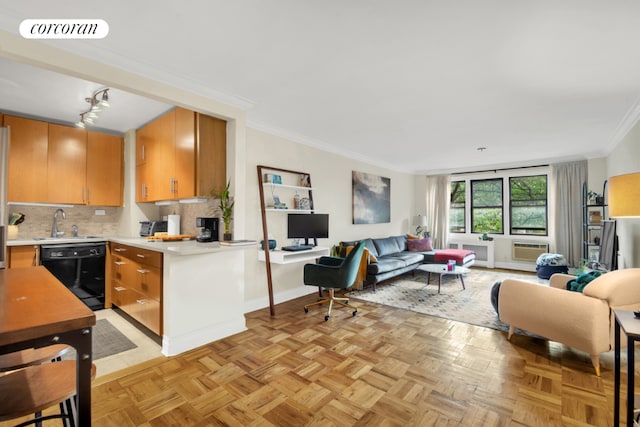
<box><xmin>257</xmin><ymin>165</ymin><xmax>323</xmax><ymax>316</ymax></box>
<box><xmin>582</xmin><ymin>180</ymin><xmax>608</xmax><ymax>263</ymax></box>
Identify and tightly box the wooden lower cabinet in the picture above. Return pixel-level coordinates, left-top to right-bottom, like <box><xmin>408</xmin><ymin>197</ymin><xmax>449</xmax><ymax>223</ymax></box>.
<box><xmin>7</xmin><ymin>245</ymin><xmax>40</xmax><ymax>268</ymax></box>
<box><xmin>110</xmin><ymin>243</ymin><xmax>163</xmax><ymax>335</ymax></box>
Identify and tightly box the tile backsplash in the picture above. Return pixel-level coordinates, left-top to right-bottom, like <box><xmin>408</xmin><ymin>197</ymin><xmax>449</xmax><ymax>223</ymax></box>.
<box><xmin>7</xmin><ymin>205</ymin><xmax>121</xmax><ymax>239</ymax></box>
<box><xmin>159</xmin><ymin>199</ymin><xmax>221</xmax><ymax>236</ymax></box>
<box><xmin>8</xmin><ymin>199</ymin><xmax>225</xmax><ymax>240</ymax></box>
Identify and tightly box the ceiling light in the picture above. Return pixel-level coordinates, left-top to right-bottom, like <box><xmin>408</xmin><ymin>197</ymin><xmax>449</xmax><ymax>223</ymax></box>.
<box><xmin>98</xmin><ymin>90</ymin><xmax>110</xmax><ymax>108</ymax></box>
<box><xmin>76</xmin><ymin>88</ymin><xmax>110</xmax><ymax>128</ymax></box>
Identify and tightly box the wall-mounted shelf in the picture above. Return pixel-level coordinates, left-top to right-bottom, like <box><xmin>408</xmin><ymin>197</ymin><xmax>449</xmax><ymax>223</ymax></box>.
<box><xmin>582</xmin><ymin>181</ymin><xmax>608</xmax><ymax>263</ymax></box>
<box><xmin>257</xmin><ymin>165</ymin><xmax>317</xmax><ymax>316</ymax></box>
<box><xmin>263</xmin><ymin>183</ymin><xmax>314</xmax><ymax>192</ymax></box>
<box><xmin>258</xmin><ymin>246</ymin><xmax>330</xmax><ymax>264</ymax></box>
<box><xmin>265</xmin><ymin>208</ymin><xmax>314</xmax><ymax>213</ymax></box>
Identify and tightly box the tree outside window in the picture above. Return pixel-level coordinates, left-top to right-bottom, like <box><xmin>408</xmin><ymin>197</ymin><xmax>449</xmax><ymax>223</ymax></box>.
<box><xmin>510</xmin><ymin>175</ymin><xmax>547</xmax><ymax>235</ymax></box>
<box><xmin>449</xmin><ymin>181</ymin><xmax>465</xmax><ymax>233</ymax></box>
<box><xmin>471</xmin><ymin>179</ymin><xmax>503</xmax><ymax>234</ymax></box>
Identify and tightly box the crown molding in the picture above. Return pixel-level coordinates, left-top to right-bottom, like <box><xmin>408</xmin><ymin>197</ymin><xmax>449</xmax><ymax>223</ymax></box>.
<box><xmin>246</xmin><ymin>119</ymin><xmax>409</xmax><ymax>174</ymax></box>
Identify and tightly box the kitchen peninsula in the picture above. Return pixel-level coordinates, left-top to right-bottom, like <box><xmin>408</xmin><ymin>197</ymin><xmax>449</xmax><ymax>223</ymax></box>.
<box><xmin>7</xmin><ymin>237</ymin><xmax>251</xmax><ymax>357</ymax></box>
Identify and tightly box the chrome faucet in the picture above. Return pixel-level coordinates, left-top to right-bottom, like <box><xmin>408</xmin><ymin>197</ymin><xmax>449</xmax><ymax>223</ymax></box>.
<box><xmin>51</xmin><ymin>208</ymin><xmax>66</xmax><ymax>238</ymax></box>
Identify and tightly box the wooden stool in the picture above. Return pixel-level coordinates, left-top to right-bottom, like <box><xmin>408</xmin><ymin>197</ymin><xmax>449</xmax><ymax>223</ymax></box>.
<box><xmin>0</xmin><ymin>344</ymin><xmax>70</xmax><ymax>372</ymax></box>
<box><xmin>0</xmin><ymin>359</ymin><xmax>96</xmax><ymax>427</ymax></box>
<box><xmin>0</xmin><ymin>345</ymin><xmax>73</xmax><ymax>426</ymax></box>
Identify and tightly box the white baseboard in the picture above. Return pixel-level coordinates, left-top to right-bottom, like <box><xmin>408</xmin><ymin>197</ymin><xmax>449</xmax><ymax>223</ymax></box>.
<box><xmin>245</xmin><ymin>285</ymin><xmax>316</xmax><ymax>313</ymax></box>
<box><xmin>494</xmin><ymin>261</ymin><xmax>537</xmax><ymax>272</ymax></box>
<box><xmin>161</xmin><ymin>317</ymin><xmax>247</xmax><ymax>356</ymax></box>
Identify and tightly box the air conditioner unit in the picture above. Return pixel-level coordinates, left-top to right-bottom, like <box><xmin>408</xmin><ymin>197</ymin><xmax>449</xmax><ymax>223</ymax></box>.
<box><xmin>512</xmin><ymin>242</ymin><xmax>549</xmax><ymax>262</ymax></box>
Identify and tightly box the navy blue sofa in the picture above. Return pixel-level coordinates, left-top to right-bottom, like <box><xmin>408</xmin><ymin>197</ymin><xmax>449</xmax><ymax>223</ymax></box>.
<box><xmin>340</xmin><ymin>235</ymin><xmax>475</xmax><ymax>291</ymax></box>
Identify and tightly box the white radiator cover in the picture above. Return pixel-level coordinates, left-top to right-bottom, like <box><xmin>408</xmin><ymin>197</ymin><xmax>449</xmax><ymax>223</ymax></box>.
<box><xmin>448</xmin><ymin>238</ymin><xmax>495</xmax><ymax>268</ymax></box>
<box><xmin>512</xmin><ymin>242</ymin><xmax>549</xmax><ymax>262</ymax></box>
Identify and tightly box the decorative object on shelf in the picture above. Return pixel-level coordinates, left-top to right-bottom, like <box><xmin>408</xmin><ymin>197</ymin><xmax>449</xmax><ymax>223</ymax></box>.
<box><xmin>587</xmin><ymin>190</ymin><xmax>604</xmax><ymax>205</ymax></box>
<box><xmin>293</xmin><ymin>191</ymin><xmax>301</xmax><ymax>209</ymax></box>
<box><xmin>412</xmin><ymin>214</ymin><xmax>428</xmax><ymax>237</ymax></box>
<box><xmin>260</xmin><ymin>239</ymin><xmax>277</xmax><ymax>250</ymax></box>
<box><xmin>352</xmin><ymin>171</ymin><xmax>390</xmax><ymax>224</ymax></box>
<box><xmin>210</xmin><ymin>180</ymin><xmax>234</xmax><ymax>241</ymax></box>
<box><xmin>299</xmin><ymin>197</ymin><xmax>311</xmax><ymax>210</ymax></box>
<box><xmin>271</xmin><ymin>195</ymin><xmax>288</xmax><ymax>209</ymax></box>
<box><xmin>264</xmin><ymin>173</ymin><xmax>282</xmax><ymax>184</ymax></box>
<box><xmin>300</xmin><ymin>175</ymin><xmax>311</xmax><ymax>187</ymax></box>
<box><xmin>589</xmin><ymin>210</ymin><xmax>602</xmax><ymax>225</ymax></box>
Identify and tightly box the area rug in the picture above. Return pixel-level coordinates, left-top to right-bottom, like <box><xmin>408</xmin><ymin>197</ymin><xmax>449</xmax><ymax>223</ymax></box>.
<box><xmin>348</xmin><ymin>268</ymin><xmax>548</xmax><ymax>333</ymax></box>
<box><xmin>93</xmin><ymin>318</ymin><xmax>137</xmax><ymax>360</ymax></box>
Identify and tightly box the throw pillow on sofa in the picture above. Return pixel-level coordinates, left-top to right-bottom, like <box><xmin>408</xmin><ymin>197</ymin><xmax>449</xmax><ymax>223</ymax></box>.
<box><xmin>407</xmin><ymin>237</ymin><xmax>433</xmax><ymax>251</ymax></box>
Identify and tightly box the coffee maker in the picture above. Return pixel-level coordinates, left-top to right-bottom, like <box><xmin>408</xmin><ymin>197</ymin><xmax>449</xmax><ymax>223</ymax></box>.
<box><xmin>196</xmin><ymin>217</ymin><xmax>219</xmax><ymax>242</ymax></box>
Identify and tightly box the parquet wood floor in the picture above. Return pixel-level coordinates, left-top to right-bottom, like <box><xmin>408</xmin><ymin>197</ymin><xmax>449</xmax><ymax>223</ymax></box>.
<box><xmin>2</xmin><ymin>287</ymin><xmax>635</xmax><ymax>426</ymax></box>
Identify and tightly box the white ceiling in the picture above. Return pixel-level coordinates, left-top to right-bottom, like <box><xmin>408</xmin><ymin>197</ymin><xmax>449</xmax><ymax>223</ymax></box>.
<box><xmin>1</xmin><ymin>1</ymin><xmax>640</xmax><ymax>174</ymax></box>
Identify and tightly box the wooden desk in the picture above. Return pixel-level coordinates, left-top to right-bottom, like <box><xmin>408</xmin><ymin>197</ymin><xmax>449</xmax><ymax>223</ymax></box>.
<box><xmin>0</xmin><ymin>266</ymin><xmax>95</xmax><ymax>425</ymax></box>
<box><xmin>614</xmin><ymin>309</ymin><xmax>640</xmax><ymax>426</ymax></box>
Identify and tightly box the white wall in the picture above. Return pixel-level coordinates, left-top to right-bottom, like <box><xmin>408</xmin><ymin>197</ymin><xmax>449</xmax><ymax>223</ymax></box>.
<box><xmin>243</xmin><ymin>127</ymin><xmax>415</xmax><ymax>311</ymax></box>
<box><xmin>606</xmin><ymin>121</ymin><xmax>640</xmax><ymax>268</ymax></box>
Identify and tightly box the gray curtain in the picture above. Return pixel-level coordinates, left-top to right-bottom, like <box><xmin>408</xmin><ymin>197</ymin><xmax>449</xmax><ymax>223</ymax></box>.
<box><xmin>425</xmin><ymin>175</ymin><xmax>451</xmax><ymax>249</ymax></box>
<box><xmin>550</xmin><ymin>161</ymin><xmax>587</xmax><ymax>267</ymax></box>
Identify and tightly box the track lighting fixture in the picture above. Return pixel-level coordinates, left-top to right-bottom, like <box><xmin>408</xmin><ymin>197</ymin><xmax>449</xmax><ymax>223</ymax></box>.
<box><xmin>75</xmin><ymin>88</ymin><xmax>110</xmax><ymax>128</ymax></box>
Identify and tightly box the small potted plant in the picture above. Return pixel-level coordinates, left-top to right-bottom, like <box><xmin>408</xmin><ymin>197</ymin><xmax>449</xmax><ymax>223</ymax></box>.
<box><xmin>587</xmin><ymin>190</ymin><xmax>604</xmax><ymax>205</ymax></box>
<box><xmin>210</xmin><ymin>180</ymin><xmax>234</xmax><ymax>241</ymax></box>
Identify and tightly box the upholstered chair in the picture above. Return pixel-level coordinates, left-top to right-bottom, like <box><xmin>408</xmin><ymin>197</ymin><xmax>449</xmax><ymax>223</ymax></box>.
<box><xmin>303</xmin><ymin>240</ymin><xmax>366</xmax><ymax>321</ymax></box>
<box><xmin>499</xmin><ymin>268</ymin><xmax>640</xmax><ymax>376</ymax></box>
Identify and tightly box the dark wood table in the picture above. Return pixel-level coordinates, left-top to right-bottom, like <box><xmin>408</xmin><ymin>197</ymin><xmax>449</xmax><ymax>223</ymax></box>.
<box><xmin>614</xmin><ymin>309</ymin><xmax>640</xmax><ymax>426</ymax></box>
<box><xmin>0</xmin><ymin>266</ymin><xmax>96</xmax><ymax>425</ymax></box>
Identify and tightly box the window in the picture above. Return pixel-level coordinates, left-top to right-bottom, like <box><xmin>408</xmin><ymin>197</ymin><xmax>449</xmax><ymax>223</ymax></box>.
<box><xmin>471</xmin><ymin>179</ymin><xmax>503</xmax><ymax>234</ymax></box>
<box><xmin>449</xmin><ymin>181</ymin><xmax>465</xmax><ymax>233</ymax></box>
<box><xmin>510</xmin><ymin>175</ymin><xmax>547</xmax><ymax>235</ymax></box>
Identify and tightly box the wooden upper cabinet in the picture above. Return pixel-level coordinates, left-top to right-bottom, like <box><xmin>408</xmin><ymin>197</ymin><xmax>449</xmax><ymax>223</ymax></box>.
<box><xmin>174</xmin><ymin>107</ymin><xmax>196</xmax><ymax>199</ymax></box>
<box><xmin>87</xmin><ymin>131</ymin><xmax>123</xmax><ymax>206</ymax></box>
<box><xmin>5</xmin><ymin>114</ymin><xmax>123</xmax><ymax>205</ymax></box>
<box><xmin>136</xmin><ymin>107</ymin><xmax>225</xmax><ymax>202</ymax></box>
<box><xmin>5</xmin><ymin>115</ymin><xmax>49</xmax><ymax>203</ymax></box>
<box><xmin>136</xmin><ymin>109</ymin><xmax>176</xmax><ymax>202</ymax></box>
<box><xmin>196</xmin><ymin>113</ymin><xmax>226</xmax><ymax>196</ymax></box>
<box><xmin>47</xmin><ymin>123</ymin><xmax>87</xmax><ymax>204</ymax></box>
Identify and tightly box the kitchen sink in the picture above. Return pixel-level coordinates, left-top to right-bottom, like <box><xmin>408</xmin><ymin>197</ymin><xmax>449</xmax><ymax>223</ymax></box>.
<box><xmin>33</xmin><ymin>236</ymin><xmax>104</xmax><ymax>240</ymax></box>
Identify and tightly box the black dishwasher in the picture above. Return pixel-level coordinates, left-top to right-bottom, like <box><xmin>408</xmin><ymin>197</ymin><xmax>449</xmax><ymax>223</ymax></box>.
<box><xmin>40</xmin><ymin>242</ymin><xmax>106</xmax><ymax>311</ymax></box>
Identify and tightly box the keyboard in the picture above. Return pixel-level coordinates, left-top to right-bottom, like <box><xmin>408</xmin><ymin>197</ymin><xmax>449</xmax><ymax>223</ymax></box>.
<box><xmin>281</xmin><ymin>245</ymin><xmax>314</xmax><ymax>252</ymax></box>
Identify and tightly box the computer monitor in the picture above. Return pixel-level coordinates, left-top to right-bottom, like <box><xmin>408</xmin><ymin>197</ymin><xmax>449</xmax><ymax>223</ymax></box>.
<box><xmin>287</xmin><ymin>213</ymin><xmax>329</xmax><ymax>246</ymax></box>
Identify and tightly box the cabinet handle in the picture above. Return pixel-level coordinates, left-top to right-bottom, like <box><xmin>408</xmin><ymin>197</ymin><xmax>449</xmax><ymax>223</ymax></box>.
<box><xmin>136</xmin><ymin>299</ymin><xmax>147</xmax><ymax>305</ymax></box>
<box><xmin>114</xmin><ymin>261</ymin><xmax>126</xmax><ymax>265</ymax></box>
<box><xmin>32</xmin><ymin>246</ymin><xmax>40</xmax><ymax>266</ymax></box>
<box><xmin>142</xmin><ymin>183</ymin><xmax>148</xmax><ymax>199</ymax></box>
<box><xmin>169</xmin><ymin>178</ymin><xmax>175</xmax><ymax>194</ymax></box>
<box><xmin>136</xmin><ymin>254</ymin><xmax>146</xmax><ymax>259</ymax></box>
<box><xmin>142</xmin><ymin>145</ymin><xmax>145</xmax><ymax>161</ymax></box>
<box><xmin>136</xmin><ymin>269</ymin><xmax>150</xmax><ymax>274</ymax></box>
<box><xmin>114</xmin><ymin>248</ymin><xmax>126</xmax><ymax>252</ymax></box>
<box><xmin>114</xmin><ymin>286</ymin><xmax>126</xmax><ymax>291</ymax></box>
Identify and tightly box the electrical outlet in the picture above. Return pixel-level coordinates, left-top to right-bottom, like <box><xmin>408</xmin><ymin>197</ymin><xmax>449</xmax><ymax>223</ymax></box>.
<box><xmin>95</xmin><ymin>209</ymin><xmax>106</xmax><ymax>216</ymax></box>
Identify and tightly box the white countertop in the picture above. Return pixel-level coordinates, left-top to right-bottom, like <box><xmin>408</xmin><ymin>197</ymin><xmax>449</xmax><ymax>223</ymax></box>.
<box><xmin>7</xmin><ymin>236</ymin><xmax>257</xmax><ymax>256</ymax></box>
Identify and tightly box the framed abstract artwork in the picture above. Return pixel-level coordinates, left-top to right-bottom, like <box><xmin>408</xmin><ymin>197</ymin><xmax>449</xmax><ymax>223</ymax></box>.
<box><xmin>352</xmin><ymin>171</ymin><xmax>390</xmax><ymax>224</ymax></box>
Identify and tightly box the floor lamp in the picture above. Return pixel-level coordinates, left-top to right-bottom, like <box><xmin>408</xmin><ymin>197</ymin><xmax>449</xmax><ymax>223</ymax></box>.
<box><xmin>608</xmin><ymin>172</ymin><xmax>640</xmax><ymax>269</ymax></box>
<box><xmin>608</xmin><ymin>172</ymin><xmax>640</xmax><ymax>218</ymax></box>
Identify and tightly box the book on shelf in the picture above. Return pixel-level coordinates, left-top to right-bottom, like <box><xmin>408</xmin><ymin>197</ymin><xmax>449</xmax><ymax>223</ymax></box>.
<box><xmin>220</xmin><ymin>240</ymin><xmax>257</xmax><ymax>246</ymax></box>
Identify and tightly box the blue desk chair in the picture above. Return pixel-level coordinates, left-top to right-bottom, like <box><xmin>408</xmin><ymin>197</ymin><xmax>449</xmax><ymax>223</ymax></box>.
<box><xmin>303</xmin><ymin>240</ymin><xmax>365</xmax><ymax>321</ymax></box>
